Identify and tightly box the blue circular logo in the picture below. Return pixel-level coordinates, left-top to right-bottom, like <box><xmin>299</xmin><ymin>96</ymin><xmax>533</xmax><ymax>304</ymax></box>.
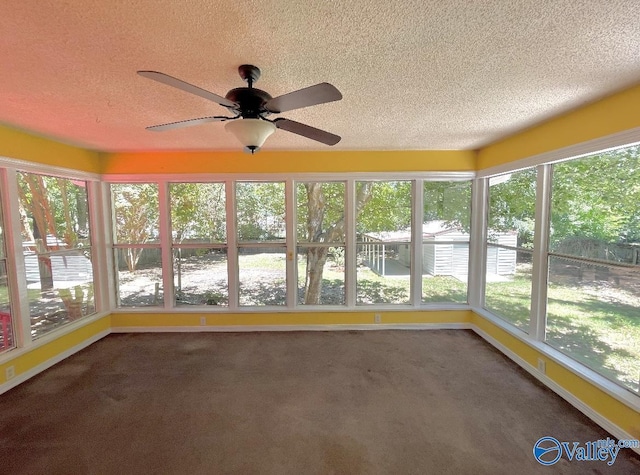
<box><xmin>533</xmin><ymin>437</ymin><xmax>562</xmax><ymax>465</ymax></box>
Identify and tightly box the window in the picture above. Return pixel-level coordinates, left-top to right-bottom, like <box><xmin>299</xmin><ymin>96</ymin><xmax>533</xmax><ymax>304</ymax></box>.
<box><xmin>236</xmin><ymin>182</ymin><xmax>286</xmax><ymax>306</ymax></box>
<box><xmin>547</xmin><ymin>147</ymin><xmax>640</xmax><ymax>393</ymax></box>
<box><xmin>111</xmin><ymin>184</ymin><xmax>161</xmax><ymax>307</ymax></box>
<box><xmin>485</xmin><ymin>169</ymin><xmax>536</xmax><ymax>332</ymax></box>
<box><xmin>296</xmin><ymin>182</ymin><xmax>346</xmax><ymax>305</ymax></box>
<box><xmin>17</xmin><ymin>172</ymin><xmax>95</xmax><ymax>338</ymax></box>
<box><xmin>170</xmin><ymin>183</ymin><xmax>228</xmax><ymax>306</ymax></box>
<box><xmin>422</xmin><ymin>181</ymin><xmax>471</xmax><ymax>303</ymax></box>
<box><xmin>356</xmin><ymin>181</ymin><xmax>412</xmax><ymax>305</ymax></box>
<box><xmin>0</xmin><ymin>196</ymin><xmax>14</xmax><ymax>352</ymax></box>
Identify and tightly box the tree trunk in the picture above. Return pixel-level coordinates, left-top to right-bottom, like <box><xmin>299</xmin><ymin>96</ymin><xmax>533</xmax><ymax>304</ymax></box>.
<box><xmin>305</xmin><ymin>246</ymin><xmax>329</xmax><ymax>303</ymax></box>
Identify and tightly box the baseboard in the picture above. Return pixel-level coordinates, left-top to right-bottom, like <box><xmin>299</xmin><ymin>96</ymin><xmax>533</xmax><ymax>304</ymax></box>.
<box><xmin>111</xmin><ymin>322</ymin><xmax>472</xmax><ymax>333</ymax></box>
<box><xmin>0</xmin><ymin>329</ymin><xmax>111</xmax><ymax>396</ymax></box>
<box><xmin>472</xmin><ymin>325</ymin><xmax>640</xmax><ymax>455</ymax></box>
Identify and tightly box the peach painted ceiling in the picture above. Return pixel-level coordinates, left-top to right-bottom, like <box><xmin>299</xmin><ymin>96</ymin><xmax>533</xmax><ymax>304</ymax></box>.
<box><xmin>0</xmin><ymin>1</ymin><xmax>639</xmax><ymax>152</ymax></box>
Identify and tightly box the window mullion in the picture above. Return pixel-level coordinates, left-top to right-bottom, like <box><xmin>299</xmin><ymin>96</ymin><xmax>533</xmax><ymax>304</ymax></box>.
<box><xmin>530</xmin><ymin>164</ymin><xmax>552</xmax><ymax>340</ymax></box>
<box><xmin>345</xmin><ymin>180</ymin><xmax>356</xmax><ymax>307</ymax></box>
<box><xmin>469</xmin><ymin>178</ymin><xmax>488</xmax><ymax>308</ymax></box>
<box><xmin>226</xmin><ymin>180</ymin><xmax>239</xmax><ymax>311</ymax></box>
<box><xmin>88</xmin><ymin>181</ymin><xmax>115</xmax><ymax>312</ymax></box>
<box><xmin>285</xmin><ymin>178</ymin><xmax>296</xmax><ymax>308</ymax></box>
<box><xmin>158</xmin><ymin>181</ymin><xmax>173</xmax><ymax>309</ymax></box>
<box><xmin>2</xmin><ymin>168</ymin><xmax>32</xmax><ymax>347</ymax></box>
<box><xmin>411</xmin><ymin>179</ymin><xmax>423</xmax><ymax>307</ymax></box>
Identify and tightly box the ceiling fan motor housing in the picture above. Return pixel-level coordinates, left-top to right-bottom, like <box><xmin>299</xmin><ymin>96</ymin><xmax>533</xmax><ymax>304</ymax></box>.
<box><xmin>225</xmin><ymin>87</ymin><xmax>272</xmax><ymax>119</ymax></box>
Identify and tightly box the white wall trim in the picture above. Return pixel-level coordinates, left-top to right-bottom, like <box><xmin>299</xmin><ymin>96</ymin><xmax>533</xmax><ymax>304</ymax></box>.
<box><xmin>472</xmin><ymin>324</ymin><xmax>640</xmax><ymax>455</ymax></box>
<box><xmin>0</xmin><ymin>155</ymin><xmax>100</xmax><ymax>181</ymax></box>
<box><xmin>0</xmin><ymin>328</ymin><xmax>110</xmax><ymax>396</ymax></box>
<box><xmin>110</xmin><ymin>322</ymin><xmax>473</xmax><ymax>333</ymax></box>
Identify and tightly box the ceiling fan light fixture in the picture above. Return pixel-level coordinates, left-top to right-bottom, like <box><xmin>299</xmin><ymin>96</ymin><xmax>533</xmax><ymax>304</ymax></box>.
<box><xmin>225</xmin><ymin>118</ymin><xmax>276</xmax><ymax>153</ymax></box>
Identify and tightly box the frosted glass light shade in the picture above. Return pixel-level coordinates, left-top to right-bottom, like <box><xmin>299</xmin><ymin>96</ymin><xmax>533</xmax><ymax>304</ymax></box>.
<box><xmin>225</xmin><ymin>119</ymin><xmax>276</xmax><ymax>149</ymax></box>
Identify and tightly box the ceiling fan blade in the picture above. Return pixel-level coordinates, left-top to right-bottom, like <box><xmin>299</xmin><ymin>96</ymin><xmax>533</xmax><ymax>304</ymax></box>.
<box><xmin>137</xmin><ymin>71</ymin><xmax>238</xmax><ymax>108</ymax></box>
<box><xmin>274</xmin><ymin>118</ymin><xmax>341</xmax><ymax>146</ymax></box>
<box><xmin>266</xmin><ymin>83</ymin><xmax>342</xmax><ymax>113</ymax></box>
<box><xmin>146</xmin><ymin>116</ymin><xmax>229</xmax><ymax>132</ymax></box>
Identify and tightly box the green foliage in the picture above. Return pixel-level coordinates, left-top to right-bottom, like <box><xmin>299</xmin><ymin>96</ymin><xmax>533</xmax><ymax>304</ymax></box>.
<box><xmin>356</xmin><ymin>181</ymin><xmax>412</xmax><ymax>234</ymax></box>
<box><xmin>424</xmin><ymin>181</ymin><xmax>472</xmax><ymax>231</ymax></box>
<box><xmin>236</xmin><ymin>182</ymin><xmax>285</xmax><ymax>241</ymax></box>
<box><xmin>170</xmin><ymin>183</ymin><xmax>226</xmax><ymax>242</ymax></box>
<box><xmin>551</xmin><ymin>147</ymin><xmax>640</xmax><ymax>246</ymax></box>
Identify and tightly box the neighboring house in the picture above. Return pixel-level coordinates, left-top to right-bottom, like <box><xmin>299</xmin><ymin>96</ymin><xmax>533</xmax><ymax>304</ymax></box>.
<box><xmin>362</xmin><ymin>221</ymin><xmax>517</xmax><ymax>277</ymax></box>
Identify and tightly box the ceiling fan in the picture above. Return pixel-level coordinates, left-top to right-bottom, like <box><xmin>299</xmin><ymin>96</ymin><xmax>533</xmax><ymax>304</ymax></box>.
<box><xmin>138</xmin><ymin>65</ymin><xmax>343</xmax><ymax>153</ymax></box>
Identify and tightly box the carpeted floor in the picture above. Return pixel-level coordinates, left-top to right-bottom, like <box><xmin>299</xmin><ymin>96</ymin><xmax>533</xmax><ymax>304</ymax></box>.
<box><xmin>1</xmin><ymin>330</ymin><xmax>639</xmax><ymax>474</ymax></box>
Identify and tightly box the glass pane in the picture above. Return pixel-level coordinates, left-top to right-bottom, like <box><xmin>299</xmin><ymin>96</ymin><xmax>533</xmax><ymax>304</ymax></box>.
<box><xmin>115</xmin><ymin>247</ymin><xmax>163</xmax><ymax>307</ymax></box>
<box><xmin>170</xmin><ymin>183</ymin><xmax>226</xmax><ymax>244</ymax></box>
<box><xmin>28</xmin><ymin>250</ymin><xmax>95</xmax><ymax>339</ymax></box>
<box><xmin>174</xmin><ymin>248</ymin><xmax>228</xmax><ymax>306</ymax></box>
<box><xmin>484</xmin><ymin>247</ymin><xmax>532</xmax><ymax>332</ymax></box>
<box><xmin>547</xmin><ymin>256</ymin><xmax>640</xmax><ymax>393</ymax></box>
<box><xmin>0</xmin><ymin>260</ymin><xmax>14</xmax><ymax>351</ymax></box>
<box><xmin>297</xmin><ymin>247</ymin><xmax>345</xmax><ymax>305</ymax></box>
<box><xmin>236</xmin><ymin>182</ymin><xmax>285</xmax><ymax>242</ymax></box>
<box><xmin>356</xmin><ymin>181</ymin><xmax>412</xmax><ymax>237</ymax></box>
<box><xmin>17</xmin><ymin>173</ymin><xmax>91</xmax><ymax>248</ymax></box>
<box><xmin>356</xmin><ymin>181</ymin><xmax>412</xmax><ymax>305</ymax></box>
<box><xmin>356</xmin><ymin>243</ymin><xmax>410</xmax><ymax>305</ymax></box>
<box><xmin>550</xmin><ymin>147</ymin><xmax>640</xmax><ymax>265</ymax></box>
<box><xmin>238</xmin><ymin>247</ymin><xmax>286</xmax><ymax>306</ymax></box>
<box><xmin>296</xmin><ymin>182</ymin><xmax>345</xmax><ymax>243</ymax></box>
<box><xmin>111</xmin><ymin>184</ymin><xmax>159</xmax><ymax>244</ymax></box>
<box><xmin>487</xmin><ymin>169</ymin><xmax>536</xmax><ymax>249</ymax></box>
<box><xmin>422</xmin><ymin>242</ymin><xmax>468</xmax><ymax>304</ymax></box>
<box><xmin>423</xmin><ymin>181</ymin><xmax>471</xmax><ymax>227</ymax></box>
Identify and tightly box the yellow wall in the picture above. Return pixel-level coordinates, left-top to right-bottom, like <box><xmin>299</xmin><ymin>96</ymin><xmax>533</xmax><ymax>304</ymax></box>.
<box><xmin>472</xmin><ymin>313</ymin><xmax>640</xmax><ymax>439</ymax></box>
<box><xmin>111</xmin><ymin>310</ymin><xmax>472</xmax><ymax>328</ymax></box>
<box><xmin>100</xmin><ymin>150</ymin><xmax>476</xmax><ymax>174</ymax></box>
<box><xmin>0</xmin><ymin>124</ymin><xmax>101</xmax><ymax>173</ymax></box>
<box><xmin>0</xmin><ymin>316</ymin><xmax>110</xmax><ymax>385</ymax></box>
<box><xmin>477</xmin><ymin>82</ymin><xmax>640</xmax><ymax>169</ymax></box>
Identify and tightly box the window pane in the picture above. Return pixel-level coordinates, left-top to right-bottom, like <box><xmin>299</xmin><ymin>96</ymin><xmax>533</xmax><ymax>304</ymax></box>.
<box><xmin>551</xmin><ymin>147</ymin><xmax>640</xmax><ymax>265</ymax></box>
<box><xmin>0</xmin><ymin>202</ymin><xmax>5</xmax><ymax>259</ymax></box>
<box><xmin>356</xmin><ymin>181</ymin><xmax>412</xmax><ymax>305</ymax></box>
<box><xmin>356</xmin><ymin>243</ymin><xmax>410</xmax><ymax>305</ymax></box>
<box><xmin>296</xmin><ymin>182</ymin><xmax>345</xmax><ymax>243</ymax></box>
<box><xmin>484</xmin><ymin>247</ymin><xmax>532</xmax><ymax>332</ymax></box>
<box><xmin>422</xmin><ymin>242</ymin><xmax>468</xmax><ymax>304</ymax></box>
<box><xmin>29</xmin><ymin>251</ymin><xmax>95</xmax><ymax>339</ymax></box>
<box><xmin>174</xmin><ymin>248</ymin><xmax>228</xmax><ymax>306</ymax></box>
<box><xmin>115</xmin><ymin>247</ymin><xmax>163</xmax><ymax>307</ymax></box>
<box><xmin>17</xmin><ymin>173</ymin><xmax>91</xmax><ymax>247</ymax></box>
<box><xmin>238</xmin><ymin>248</ymin><xmax>286</xmax><ymax>306</ymax></box>
<box><xmin>170</xmin><ymin>183</ymin><xmax>226</xmax><ymax>244</ymax></box>
<box><xmin>236</xmin><ymin>182</ymin><xmax>285</xmax><ymax>242</ymax></box>
<box><xmin>488</xmin><ymin>169</ymin><xmax>536</xmax><ymax>248</ymax></box>
<box><xmin>424</xmin><ymin>181</ymin><xmax>471</xmax><ymax>225</ymax></box>
<box><xmin>297</xmin><ymin>247</ymin><xmax>345</xmax><ymax>305</ymax></box>
<box><xmin>0</xmin><ymin>260</ymin><xmax>14</xmax><ymax>352</ymax></box>
<box><xmin>112</xmin><ymin>184</ymin><xmax>159</xmax><ymax>245</ymax></box>
<box><xmin>547</xmin><ymin>256</ymin><xmax>640</xmax><ymax>393</ymax></box>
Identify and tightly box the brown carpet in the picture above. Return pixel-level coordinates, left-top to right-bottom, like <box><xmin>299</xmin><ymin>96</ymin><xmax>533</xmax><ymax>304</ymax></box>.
<box><xmin>1</xmin><ymin>330</ymin><xmax>639</xmax><ymax>474</ymax></box>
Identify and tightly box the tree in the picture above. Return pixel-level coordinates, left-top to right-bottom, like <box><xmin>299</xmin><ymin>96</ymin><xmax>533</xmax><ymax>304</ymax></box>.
<box><xmin>112</xmin><ymin>184</ymin><xmax>159</xmax><ymax>271</ymax></box>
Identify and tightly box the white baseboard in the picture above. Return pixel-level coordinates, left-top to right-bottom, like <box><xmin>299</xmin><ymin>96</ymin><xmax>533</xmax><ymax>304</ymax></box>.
<box><xmin>472</xmin><ymin>326</ymin><xmax>640</xmax><ymax>455</ymax></box>
<box><xmin>111</xmin><ymin>322</ymin><xmax>472</xmax><ymax>333</ymax></box>
<box><xmin>0</xmin><ymin>329</ymin><xmax>110</xmax><ymax>396</ymax></box>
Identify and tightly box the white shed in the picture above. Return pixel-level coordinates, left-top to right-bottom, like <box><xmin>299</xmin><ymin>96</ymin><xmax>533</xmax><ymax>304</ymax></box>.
<box><xmin>363</xmin><ymin>221</ymin><xmax>517</xmax><ymax>276</ymax></box>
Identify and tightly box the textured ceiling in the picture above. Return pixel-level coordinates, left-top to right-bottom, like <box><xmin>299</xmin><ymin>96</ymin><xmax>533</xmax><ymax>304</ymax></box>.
<box><xmin>1</xmin><ymin>0</ymin><xmax>639</xmax><ymax>152</ymax></box>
